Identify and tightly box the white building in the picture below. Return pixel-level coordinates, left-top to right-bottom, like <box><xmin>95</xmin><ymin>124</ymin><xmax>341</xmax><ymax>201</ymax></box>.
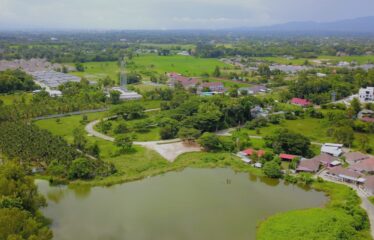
<box><xmin>109</xmin><ymin>87</ymin><xmax>142</xmax><ymax>101</ymax></box>
<box><xmin>321</xmin><ymin>143</ymin><xmax>343</xmax><ymax>157</ymax></box>
<box><xmin>359</xmin><ymin>87</ymin><xmax>374</xmax><ymax>103</ymax></box>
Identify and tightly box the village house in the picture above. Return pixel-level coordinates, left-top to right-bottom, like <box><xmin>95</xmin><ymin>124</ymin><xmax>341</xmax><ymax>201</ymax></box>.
<box><xmin>238</xmin><ymin>148</ymin><xmax>265</xmax><ymax>164</ymax></box>
<box><xmin>279</xmin><ymin>153</ymin><xmax>298</xmax><ymax>161</ymax></box>
<box><xmin>167</xmin><ymin>72</ymin><xmax>199</xmax><ymax>89</ymax></box>
<box><xmin>343</xmin><ymin>152</ymin><xmax>370</xmax><ymax>165</ymax></box>
<box><xmin>290</xmin><ymin>98</ymin><xmax>312</xmax><ymax>107</ymax></box>
<box><xmin>362</xmin><ymin>176</ymin><xmax>374</xmax><ymax>195</ymax></box>
<box><xmin>349</xmin><ymin>158</ymin><xmax>374</xmax><ymax>175</ymax></box>
<box><xmin>321</xmin><ymin>143</ymin><xmax>343</xmax><ymax>157</ymax></box>
<box><xmin>238</xmin><ymin>85</ymin><xmax>268</xmax><ymax>95</ymax></box>
<box><xmin>359</xmin><ymin>87</ymin><xmax>374</xmax><ymax>103</ymax></box>
<box><xmin>326</xmin><ymin>166</ymin><xmax>365</xmax><ymax>184</ymax></box>
<box><xmin>250</xmin><ymin>106</ymin><xmax>269</xmax><ymax>118</ymax></box>
<box><xmin>296</xmin><ymin>158</ymin><xmax>321</xmax><ymax>173</ymax></box>
<box><xmin>310</xmin><ymin>153</ymin><xmax>341</xmax><ymax>167</ymax></box>
<box><xmin>198</xmin><ymin>82</ymin><xmax>225</xmax><ymax>93</ymax></box>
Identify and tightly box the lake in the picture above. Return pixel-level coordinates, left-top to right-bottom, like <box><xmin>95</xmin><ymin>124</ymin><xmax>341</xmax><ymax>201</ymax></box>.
<box><xmin>36</xmin><ymin>168</ymin><xmax>327</xmax><ymax>240</ymax></box>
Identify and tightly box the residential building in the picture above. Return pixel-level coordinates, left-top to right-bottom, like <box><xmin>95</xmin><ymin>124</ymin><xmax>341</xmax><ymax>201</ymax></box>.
<box><xmin>291</xmin><ymin>98</ymin><xmax>312</xmax><ymax>107</ymax></box>
<box><xmin>296</xmin><ymin>159</ymin><xmax>321</xmax><ymax>173</ymax></box>
<box><xmin>167</xmin><ymin>72</ymin><xmax>199</xmax><ymax>89</ymax></box>
<box><xmin>238</xmin><ymin>85</ymin><xmax>268</xmax><ymax>95</ymax></box>
<box><xmin>359</xmin><ymin>87</ymin><xmax>374</xmax><ymax>103</ymax></box>
<box><xmin>240</xmin><ymin>148</ymin><xmax>265</xmax><ymax>157</ymax></box>
<box><xmin>250</xmin><ymin>106</ymin><xmax>269</xmax><ymax>118</ymax></box>
<box><xmin>326</xmin><ymin>166</ymin><xmax>365</xmax><ymax>184</ymax></box>
<box><xmin>349</xmin><ymin>158</ymin><xmax>374</xmax><ymax>174</ymax></box>
<box><xmin>311</xmin><ymin>153</ymin><xmax>340</xmax><ymax>167</ymax></box>
<box><xmin>279</xmin><ymin>153</ymin><xmax>298</xmax><ymax>161</ymax></box>
<box><xmin>321</xmin><ymin>143</ymin><xmax>343</xmax><ymax>157</ymax></box>
<box><xmin>363</xmin><ymin>176</ymin><xmax>374</xmax><ymax>195</ymax></box>
<box><xmin>198</xmin><ymin>82</ymin><xmax>225</xmax><ymax>93</ymax></box>
<box><xmin>343</xmin><ymin>152</ymin><xmax>369</xmax><ymax>165</ymax></box>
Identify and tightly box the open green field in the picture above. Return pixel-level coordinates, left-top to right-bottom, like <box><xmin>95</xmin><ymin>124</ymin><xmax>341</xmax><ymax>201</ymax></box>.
<box><xmin>0</xmin><ymin>93</ymin><xmax>33</xmax><ymax>105</ymax></box>
<box><xmin>130</xmin><ymin>54</ymin><xmax>230</xmax><ymax>76</ymax></box>
<box><xmin>70</xmin><ymin>61</ymin><xmax>119</xmax><ymax>82</ymax></box>
<box><xmin>254</xmin><ymin>55</ymin><xmax>374</xmax><ymax>65</ymax></box>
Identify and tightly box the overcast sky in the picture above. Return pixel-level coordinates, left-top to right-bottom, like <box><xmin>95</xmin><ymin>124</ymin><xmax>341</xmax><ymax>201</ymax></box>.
<box><xmin>1</xmin><ymin>0</ymin><xmax>374</xmax><ymax>30</ymax></box>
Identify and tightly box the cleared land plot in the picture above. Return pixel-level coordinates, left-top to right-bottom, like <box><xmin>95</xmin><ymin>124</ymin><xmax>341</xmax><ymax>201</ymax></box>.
<box><xmin>70</xmin><ymin>61</ymin><xmax>119</xmax><ymax>82</ymax></box>
<box><xmin>130</xmin><ymin>55</ymin><xmax>230</xmax><ymax>76</ymax></box>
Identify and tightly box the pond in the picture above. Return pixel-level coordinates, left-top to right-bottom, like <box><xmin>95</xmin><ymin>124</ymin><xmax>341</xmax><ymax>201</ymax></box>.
<box><xmin>37</xmin><ymin>168</ymin><xmax>327</xmax><ymax>240</ymax></box>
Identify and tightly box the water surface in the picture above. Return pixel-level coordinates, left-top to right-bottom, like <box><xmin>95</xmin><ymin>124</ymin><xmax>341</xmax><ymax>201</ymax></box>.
<box><xmin>37</xmin><ymin>168</ymin><xmax>327</xmax><ymax>240</ymax></box>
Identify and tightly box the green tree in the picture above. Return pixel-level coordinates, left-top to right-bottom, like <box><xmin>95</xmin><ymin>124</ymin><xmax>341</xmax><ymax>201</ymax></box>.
<box><xmin>198</xmin><ymin>132</ymin><xmax>222</xmax><ymax>152</ymax></box>
<box><xmin>212</xmin><ymin>66</ymin><xmax>221</xmax><ymax>77</ymax></box>
<box><xmin>329</xmin><ymin>126</ymin><xmax>355</xmax><ymax>147</ymax></box>
<box><xmin>68</xmin><ymin>158</ymin><xmax>95</xmax><ymax>179</ymax></box>
<box><xmin>178</xmin><ymin>127</ymin><xmax>201</xmax><ymax>142</ymax></box>
<box><xmin>114</xmin><ymin>122</ymin><xmax>129</xmax><ymax>134</ymax></box>
<box><xmin>265</xmin><ymin>128</ymin><xmax>312</xmax><ymax>157</ymax></box>
<box><xmin>75</xmin><ymin>62</ymin><xmax>85</xmax><ymax>72</ymax></box>
<box><xmin>263</xmin><ymin>161</ymin><xmax>282</xmax><ymax>178</ymax></box>
<box><xmin>115</xmin><ymin>135</ymin><xmax>133</xmax><ymax>152</ymax></box>
<box><xmin>350</xmin><ymin>97</ymin><xmax>361</xmax><ymax>116</ymax></box>
<box><xmin>73</xmin><ymin>127</ymin><xmax>87</xmax><ymax>150</ymax></box>
<box><xmin>109</xmin><ymin>90</ymin><xmax>121</xmax><ymax>104</ymax></box>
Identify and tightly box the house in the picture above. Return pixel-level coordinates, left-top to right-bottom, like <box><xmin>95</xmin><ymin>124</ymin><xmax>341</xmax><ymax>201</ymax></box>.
<box><xmin>250</xmin><ymin>106</ymin><xmax>269</xmax><ymax>118</ymax></box>
<box><xmin>296</xmin><ymin>159</ymin><xmax>321</xmax><ymax>173</ymax></box>
<box><xmin>291</xmin><ymin>98</ymin><xmax>312</xmax><ymax>107</ymax></box>
<box><xmin>240</xmin><ymin>148</ymin><xmax>265</xmax><ymax>158</ymax></box>
<box><xmin>359</xmin><ymin>87</ymin><xmax>374</xmax><ymax>103</ymax></box>
<box><xmin>349</xmin><ymin>158</ymin><xmax>374</xmax><ymax>174</ymax></box>
<box><xmin>238</xmin><ymin>85</ymin><xmax>268</xmax><ymax>95</ymax></box>
<box><xmin>279</xmin><ymin>153</ymin><xmax>298</xmax><ymax>161</ymax></box>
<box><xmin>326</xmin><ymin>166</ymin><xmax>365</xmax><ymax>184</ymax></box>
<box><xmin>321</xmin><ymin>143</ymin><xmax>343</xmax><ymax>157</ymax></box>
<box><xmin>311</xmin><ymin>153</ymin><xmax>339</xmax><ymax>167</ymax></box>
<box><xmin>167</xmin><ymin>72</ymin><xmax>199</xmax><ymax>89</ymax></box>
<box><xmin>362</xmin><ymin>176</ymin><xmax>374</xmax><ymax>195</ymax></box>
<box><xmin>343</xmin><ymin>152</ymin><xmax>369</xmax><ymax>165</ymax></box>
<box><xmin>198</xmin><ymin>82</ymin><xmax>225</xmax><ymax>93</ymax></box>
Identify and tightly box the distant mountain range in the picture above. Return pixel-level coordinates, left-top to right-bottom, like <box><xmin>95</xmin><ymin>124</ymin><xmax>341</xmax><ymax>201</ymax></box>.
<box><xmin>254</xmin><ymin>16</ymin><xmax>374</xmax><ymax>33</ymax></box>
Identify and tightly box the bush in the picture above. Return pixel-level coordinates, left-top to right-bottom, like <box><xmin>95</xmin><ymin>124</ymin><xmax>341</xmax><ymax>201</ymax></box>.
<box><xmin>198</xmin><ymin>132</ymin><xmax>222</xmax><ymax>152</ymax></box>
<box><xmin>68</xmin><ymin>158</ymin><xmax>95</xmax><ymax>180</ymax></box>
<box><xmin>263</xmin><ymin>161</ymin><xmax>282</xmax><ymax>178</ymax></box>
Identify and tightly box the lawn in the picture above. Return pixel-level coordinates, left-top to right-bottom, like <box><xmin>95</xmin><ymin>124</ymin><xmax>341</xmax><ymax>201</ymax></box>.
<box><xmin>70</xmin><ymin>61</ymin><xmax>119</xmax><ymax>82</ymax></box>
<box><xmin>257</xmin><ymin>181</ymin><xmax>371</xmax><ymax>240</ymax></box>
<box><xmin>130</xmin><ymin>54</ymin><xmax>230</xmax><ymax>77</ymax></box>
<box><xmin>0</xmin><ymin>93</ymin><xmax>33</xmax><ymax>105</ymax></box>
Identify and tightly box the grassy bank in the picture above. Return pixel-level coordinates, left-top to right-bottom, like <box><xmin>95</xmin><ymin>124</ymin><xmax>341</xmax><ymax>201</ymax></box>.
<box><xmin>257</xmin><ymin>181</ymin><xmax>372</xmax><ymax>240</ymax></box>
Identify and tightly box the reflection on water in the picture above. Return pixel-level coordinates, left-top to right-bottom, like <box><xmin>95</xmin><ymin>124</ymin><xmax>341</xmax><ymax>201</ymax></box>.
<box><xmin>37</xmin><ymin>168</ymin><xmax>327</xmax><ymax>240</ymax></box>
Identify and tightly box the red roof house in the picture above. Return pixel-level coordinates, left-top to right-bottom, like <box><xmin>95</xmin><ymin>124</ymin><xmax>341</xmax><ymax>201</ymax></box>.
<box><xmin>199</xmin><ymin>82</ymin><xmax>225</xmax><ymax>92</ymax></box>
<box><xmin>279</xmin><ymin>153</ymin><xmax>298</xmax><ymax>161</ymax></box>
<box><xmin>241</xmin><ymin>148</ymin><xmax>265</xmax><ymax>157</ymax></box>
<box><xmin>291</xmin><ymin>98</ymin><xmax>312</xmax><ymax>107</ymax></box>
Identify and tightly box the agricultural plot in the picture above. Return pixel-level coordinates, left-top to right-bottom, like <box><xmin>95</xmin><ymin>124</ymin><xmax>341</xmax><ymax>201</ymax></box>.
<box><xmin>70</xmin><ymin>61</ymin><xmax>119</xmax><ymax>82</ymax></box>
<box><xmin>130</xmin><ymin>55</ymin><xmax>230</xmax><ymax>76</ymax></box>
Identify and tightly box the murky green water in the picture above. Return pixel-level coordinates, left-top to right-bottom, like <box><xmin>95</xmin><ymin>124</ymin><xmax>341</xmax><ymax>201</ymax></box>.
<box><xmin>37</xmin><ymin>168</ymin><xmax>327</xmax><ymax>240</ymax></box>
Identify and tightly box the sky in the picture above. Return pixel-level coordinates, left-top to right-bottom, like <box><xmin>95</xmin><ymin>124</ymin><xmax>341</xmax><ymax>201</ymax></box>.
<box><xmin>1</xmin><ymin>0</ymin><xmax>374</xmax><ymax>30</ymax></box>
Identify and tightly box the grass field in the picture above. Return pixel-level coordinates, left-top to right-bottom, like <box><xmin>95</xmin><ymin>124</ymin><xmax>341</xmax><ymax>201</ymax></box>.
<box><xmin>130</xmin><ymin>54</ymin><xmax>230</xmax><ymax>76</ymax></box>
<box><xmin>257</xmin><ymin>181</ymin><xmax>371</xmax><ymax>240</ymax></box>
<box><xmin>254</xmin><ymin>55</ymin><xmax>374</xmax><ymax>65</ymax></box>
<box><xmin>70</xmin><ymin>61</ymin><xmax>119</xmax><ymax>82</ymax></box>
<box><xmin>0</xmin><ymin>93</ymin><xmax>33</xmax><ymax>105</ymax></box>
